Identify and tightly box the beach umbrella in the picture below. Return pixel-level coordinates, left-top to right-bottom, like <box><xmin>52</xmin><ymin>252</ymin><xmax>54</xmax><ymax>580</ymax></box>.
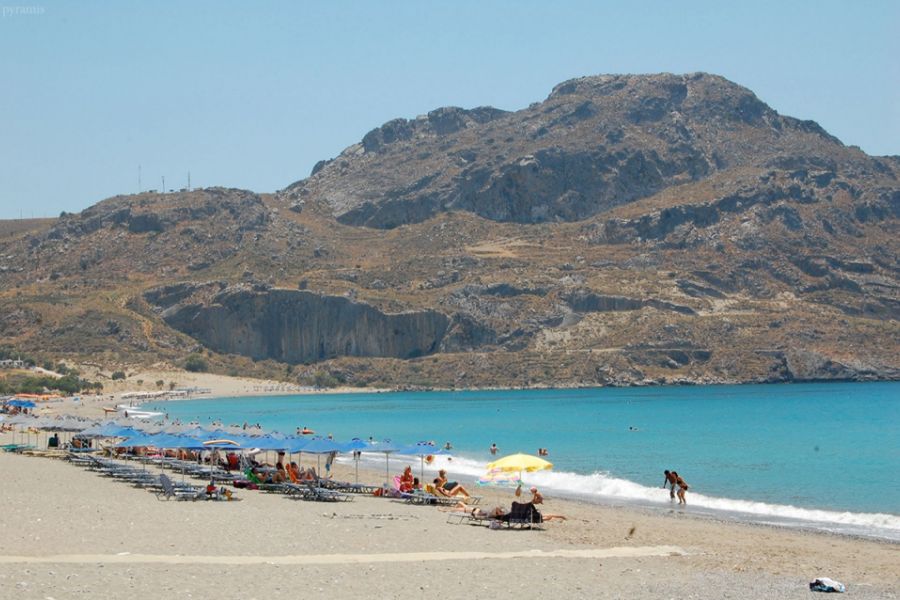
<box><xmin>364</xmin><ymin>440</ymin><xmax>404</xmax><ymax>485</ymax></box>
<box><xmin>485</xmin><ymin>453</ymin><xmax>553</xmax><ymax>489</ymax></box>
<box><xmin>281</xmin><ymin>436</ymin><xmax>309</xmax><ymax>453</ymax></box>
<box><xmin>396</xmin><ymin>442</ymin><xmax>452</xmax><ymax>483</ymax></box>
<box><xmin>201</xmin><ymin>438</ymin><xmax>242</xmax><ymax>485</ymax></box>
<box><xmin>297</xmin><ymin>437</ymin><xmax>343</xmax><ymax>476</ymax></box>
<box><xmin>7</xmin><ymin>400</ymin><xmax>36</xmax><ymax>408</ymax></box>
<box><xmin>341</xmin><ymin>438</ymin><xmax>368</xmax><ymax>483</ymax></box>
<box><xmin>477</xmin><ymin>469</ymin><xmax>523</xmax><ymax>488</ymax></box>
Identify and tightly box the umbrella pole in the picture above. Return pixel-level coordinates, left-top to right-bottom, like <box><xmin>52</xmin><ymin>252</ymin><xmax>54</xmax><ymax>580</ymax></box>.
<box><xmin>385</xmin><ymin>453</ymin><xmax>389</xmax><ymax>486</ymax></box>
<box><xmin>355</xmin><ymin>454</ymin><xmax>359</xmax><ymax>484</ymax></box>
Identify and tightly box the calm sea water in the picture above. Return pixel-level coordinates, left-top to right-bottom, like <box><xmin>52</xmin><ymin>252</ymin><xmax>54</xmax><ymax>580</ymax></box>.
<box><xmin>147</xmin><ymin>382</ymin><xmax>900</xmax><ymax>540</ymax></box>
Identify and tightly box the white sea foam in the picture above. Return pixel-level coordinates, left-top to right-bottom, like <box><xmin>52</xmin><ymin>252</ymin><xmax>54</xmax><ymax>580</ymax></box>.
<box><xmin>349</xmin><ymin>452</ymin><xmax>900</xmax><ymax>541</ymax></box>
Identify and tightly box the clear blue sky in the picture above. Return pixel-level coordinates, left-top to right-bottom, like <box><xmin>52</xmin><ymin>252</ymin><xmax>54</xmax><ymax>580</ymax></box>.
<box><xmin>1</xmin><ymin>0</ymin><xmax>897</xmax><ymax>219</ymax></box>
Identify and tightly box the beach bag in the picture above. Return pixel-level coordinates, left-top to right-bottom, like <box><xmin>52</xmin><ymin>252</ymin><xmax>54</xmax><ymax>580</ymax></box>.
<box><xmin>809</xmin><ymin>577</ymin><xmax>845</xmax><ymax>593</ymax></box>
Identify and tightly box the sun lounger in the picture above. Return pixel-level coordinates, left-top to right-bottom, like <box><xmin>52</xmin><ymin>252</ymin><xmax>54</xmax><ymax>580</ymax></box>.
<box><xmin>317</xmin><ymin>478</ymin><xmax>379</xmax><ymax>494</ymax></box>
<box><xmin>286</xmin><ymin>481</ymin><xmax>353</xmax><ymax>502</ymax></box>
<box><xmin>155</xmin><ymin>473</ymin><xmax>206</xmax><ymax>501</ymax></box>
<box><xmin>2</xmin><ymin>443</ymin><xmax>34</xmax><ymax>453</ymax></box>
<box><xmin>401</xmin><ymin>490</ymin><xmax>461</xmax><ymax>506</ymax></box>
<box><xmin>405</xmin><ymin>484</ymin><xmax>483</xmax><ymax>506</ymax></box>
<box><xmin>446</xmin><ymin>508</ymin><xmax>494</xmax><ymax>525</ymax></box>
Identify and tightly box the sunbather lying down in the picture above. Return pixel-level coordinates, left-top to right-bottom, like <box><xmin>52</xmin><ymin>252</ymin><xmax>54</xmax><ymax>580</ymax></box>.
<box><xmin>442</xmin><ymin>502</ymin><xmax>508</xmax><ymax>519</ymax></box>
<box><xmin>442</xmin><ymin>501</ymin><xmax>567</xmax><ymax>522</ymax></box>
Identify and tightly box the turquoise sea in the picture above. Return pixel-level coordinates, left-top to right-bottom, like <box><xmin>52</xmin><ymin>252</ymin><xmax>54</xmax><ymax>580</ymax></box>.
<box><xmin>148</xmin><ymin>382</ymin><xmax>900</xmax><ymax>541</ymax></box>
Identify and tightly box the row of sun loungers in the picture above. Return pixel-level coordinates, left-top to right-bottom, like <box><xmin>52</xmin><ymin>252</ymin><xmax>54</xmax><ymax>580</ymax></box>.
<box><xmin>66</xmin><ymin>455</ymin><xmax>221</xmax><ymax>500</ymax></box>
<box><xmin>17</xmin><ymin>449</ymin><xmax>510</xmax><ymax>518</ymax></box>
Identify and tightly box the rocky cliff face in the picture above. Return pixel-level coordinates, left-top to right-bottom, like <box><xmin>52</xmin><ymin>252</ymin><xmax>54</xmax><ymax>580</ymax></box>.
<box><xmin>145</xmin><ymin>283</ymin><xmax>450</xmax><ymax>363</ymax></box>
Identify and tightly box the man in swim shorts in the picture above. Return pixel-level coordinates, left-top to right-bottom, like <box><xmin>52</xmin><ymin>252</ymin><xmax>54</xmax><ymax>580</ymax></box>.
<box><xmin>663</xmin><ymin>470</ymin><xmax>677</xmax><ymax>499</ymax></box>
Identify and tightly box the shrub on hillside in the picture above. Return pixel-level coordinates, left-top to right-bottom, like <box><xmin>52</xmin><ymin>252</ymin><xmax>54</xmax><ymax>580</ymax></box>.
<box><xmin>184</xmin><ymin>354</ymin><xmax>208</xmax><ymax>373</ymax></box>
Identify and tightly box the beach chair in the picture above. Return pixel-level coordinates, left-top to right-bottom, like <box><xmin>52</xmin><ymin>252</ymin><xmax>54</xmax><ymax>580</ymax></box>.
<box><xmin>407</xmin><ymin>484</ymin><xmax>482</xmax><ymax>506</ymax></box>
<box><xmin>446</xmin><ymin>506</ymin><xmax>498</xmax><ymax>525</ymax></box>
<box><xmin>499</xmin><ymin>501</ymin><xmax>543</xmax><ymax>529</ymax></box>
<box><xmin>317</xmin><ymin>478</ymin><xmax>379</xmax><ymax>495</ymax></box>
<box><xmin>155</xmin><ymin>473</ymin><xmax>205</xmax><ymax>501</ymax></box>
<box><xmin>289</xmin><ymin>480</ymin><xmax>353</xmax><ymax>502</ymax></box>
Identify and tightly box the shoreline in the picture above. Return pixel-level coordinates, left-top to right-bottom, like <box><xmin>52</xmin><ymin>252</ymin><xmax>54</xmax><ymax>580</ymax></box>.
<box><xmin>28</xmin><ymin>364</ymin><xmax>900</xmax><ymax>416</ymax></box>
<box><xmin>345</xmin><ymin>454</ymin><xmax>900</xmax><ymax>545</ymax></box>
<box><xmin>23</xmin><ymin>374</ymin><xmax>900</xmax><ymax>545</ymax></box>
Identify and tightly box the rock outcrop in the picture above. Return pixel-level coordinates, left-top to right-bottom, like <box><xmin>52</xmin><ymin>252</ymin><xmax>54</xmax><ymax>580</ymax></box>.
<box><xmin>146</xmin><ymin>284</ymin><xmax>450</xmax><ymax>363</ymax></box>
<box><xmin>282</xmin><ymin>73</ymin><xmax>868</xmax><ymax>229</ymax></box>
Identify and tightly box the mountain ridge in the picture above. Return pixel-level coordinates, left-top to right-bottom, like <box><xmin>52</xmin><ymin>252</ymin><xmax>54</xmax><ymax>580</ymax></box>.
<box><xmin>1</xmin><ymin>72</ymin><xmax>897</xmax><ymax>389</ymax></box>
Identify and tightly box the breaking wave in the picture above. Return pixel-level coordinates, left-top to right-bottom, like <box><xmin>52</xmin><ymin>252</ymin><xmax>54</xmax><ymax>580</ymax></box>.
<box><xmin>350</xmin><ymin>452</ymin><xmax>900</xmax><ymax>542</ymax></box>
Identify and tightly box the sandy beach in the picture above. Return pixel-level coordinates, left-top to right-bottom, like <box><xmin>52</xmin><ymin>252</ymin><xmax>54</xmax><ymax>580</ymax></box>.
<box><xmin>0</xmin><ymin>436</ymin><xmax>897</xmax><ymax>600</ymax></box>
<box><xmin>30</xmin><ymin>367</ymin><xmax>384</xmax><ymax>420</ymax></box>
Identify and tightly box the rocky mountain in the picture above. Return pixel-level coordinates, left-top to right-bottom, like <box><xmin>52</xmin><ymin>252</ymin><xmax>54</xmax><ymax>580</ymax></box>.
<box><xmin>1</xmin><ymin>73</ymin><xmax>897</xmax><ymax>388</ymax></box>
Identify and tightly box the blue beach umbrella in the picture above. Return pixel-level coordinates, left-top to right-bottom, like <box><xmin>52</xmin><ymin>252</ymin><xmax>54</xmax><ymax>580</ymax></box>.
<box><xmin>7</xmin><ymin>400</ymin><xmax>36</xmax><ymax>408</ymax></box>
<box><xmin>364</xmin><ymin>440</ymin><xmax>405</xmax><ymax>485</ymax></box>
<box><xmin>282</xmin><ymin>436</ymin><xmax>310</xmax><ymax>453</ymax></box>
<box><xmin>114</xmin><ymin>432</ymin><xmax>164</xmax><ymax>448</ymax></box>
<box><xmin>397</xmin><ymin>442</ymin><xmax>452</xmax><ymax>482</ymax></box>
<box><xmin>341</xmin><ymin>438</ymin><xmax>369</xmax><ymax>483</ymax></box>
<box><xmin>297</xmin><ymin>437</ymin><xmax>344</xmax><ymax>476</ymax></box>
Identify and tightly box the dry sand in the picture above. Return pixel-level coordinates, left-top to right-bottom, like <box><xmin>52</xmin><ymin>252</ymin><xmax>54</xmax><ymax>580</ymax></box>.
<box><xmin>5</xmin><ymin>373</ymin><xmax>899</xmax><ymax>598</ymax></box>
<box><xmin>0</xmin><ymin>441</ymin><xmax>897</xmax><ymax>600</ymax></box>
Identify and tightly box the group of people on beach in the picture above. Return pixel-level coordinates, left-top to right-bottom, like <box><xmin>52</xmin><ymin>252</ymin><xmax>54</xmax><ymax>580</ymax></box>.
<box><xmin>663</xmin><ymin>470</ymin><xmax>689</xmax><ymax>504</ymax></box>
<box><xmin>394</xmin><ymin>466</ymin><xmax>472</xmax><ymax>499</ymax></box>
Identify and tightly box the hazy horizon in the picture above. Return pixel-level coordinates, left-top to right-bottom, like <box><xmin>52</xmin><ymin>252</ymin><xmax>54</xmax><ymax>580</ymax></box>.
<box><xmin>1</xmin><ymin>0</ymin><xmax>897</xmax><ymax>219</ymax></box>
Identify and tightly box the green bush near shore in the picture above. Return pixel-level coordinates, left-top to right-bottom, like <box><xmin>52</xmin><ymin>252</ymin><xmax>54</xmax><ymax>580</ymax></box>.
<box><xmin>0</xmin><ymin>373</ymin><xmax>103</xmax><ymax>395</ymax></box>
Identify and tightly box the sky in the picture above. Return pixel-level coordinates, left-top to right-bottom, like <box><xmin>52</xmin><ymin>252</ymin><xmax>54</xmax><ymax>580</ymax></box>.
<box><xmin>1</xmin><ymin>0</ymin><xmax>897</xmax><ymax>219</ymax></box>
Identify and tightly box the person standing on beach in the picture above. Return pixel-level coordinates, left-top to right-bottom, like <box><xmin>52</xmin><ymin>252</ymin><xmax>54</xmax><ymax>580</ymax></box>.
<box><xmin>663</xmin><ymin>470</ymin><xmax>677</xmax><ymax>499</ymax></box>
<box><xmin>676</xmin><ymin>473</ymin><xmax>689</xmax><ymax>505</ymax></box>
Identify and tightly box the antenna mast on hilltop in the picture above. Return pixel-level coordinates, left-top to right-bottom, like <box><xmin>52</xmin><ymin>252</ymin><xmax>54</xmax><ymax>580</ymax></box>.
<box><xmin>187</xmin><ymin>171</ymin><xmax>191</xmax><ymax>191</ymax></box>
<box><xmin>138</xmin><ymin>165</ymin><xmax>142</xmax><ymax>193</ymax></box>
<box><xmin>162</xmin><ymin>176</ymin><xmax>165</xmax><ymax>194</ymax></box>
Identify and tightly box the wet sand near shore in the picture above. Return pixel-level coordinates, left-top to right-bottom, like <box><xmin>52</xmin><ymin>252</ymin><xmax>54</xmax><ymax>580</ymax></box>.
<box><xmin>0</xmin><ymin>441</ymin><xmax>897</xmax><ymax>600</ymax></box>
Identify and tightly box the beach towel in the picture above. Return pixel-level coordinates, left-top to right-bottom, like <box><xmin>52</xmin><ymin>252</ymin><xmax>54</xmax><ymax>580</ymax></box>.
<box><xmin>809</xmin><ymin>577</ymin><xmax>846</xmax><ymax>593</ymax></box>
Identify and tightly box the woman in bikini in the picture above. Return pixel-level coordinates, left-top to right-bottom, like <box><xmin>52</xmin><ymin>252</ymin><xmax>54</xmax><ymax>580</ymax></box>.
<box><xmin>676</xmin><ymin>474</ymin><xmax>689</xmax><ymax>505</ymax></box>
<box><xmin>434</xmin><ymin>469</ymin><xmax>471</xmax><ymax>498</ymax></box>
<box><xmin>398</xmin><ymin>466</ymin><xmax>415</xmax><ymax>493</ymax></box>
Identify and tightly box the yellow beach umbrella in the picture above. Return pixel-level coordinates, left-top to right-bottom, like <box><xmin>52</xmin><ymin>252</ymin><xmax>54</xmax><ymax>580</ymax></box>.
<box><xmin>486</xmin><ymin>453</ymin><xmax>553</xmax><ymax>474</ymax></box>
